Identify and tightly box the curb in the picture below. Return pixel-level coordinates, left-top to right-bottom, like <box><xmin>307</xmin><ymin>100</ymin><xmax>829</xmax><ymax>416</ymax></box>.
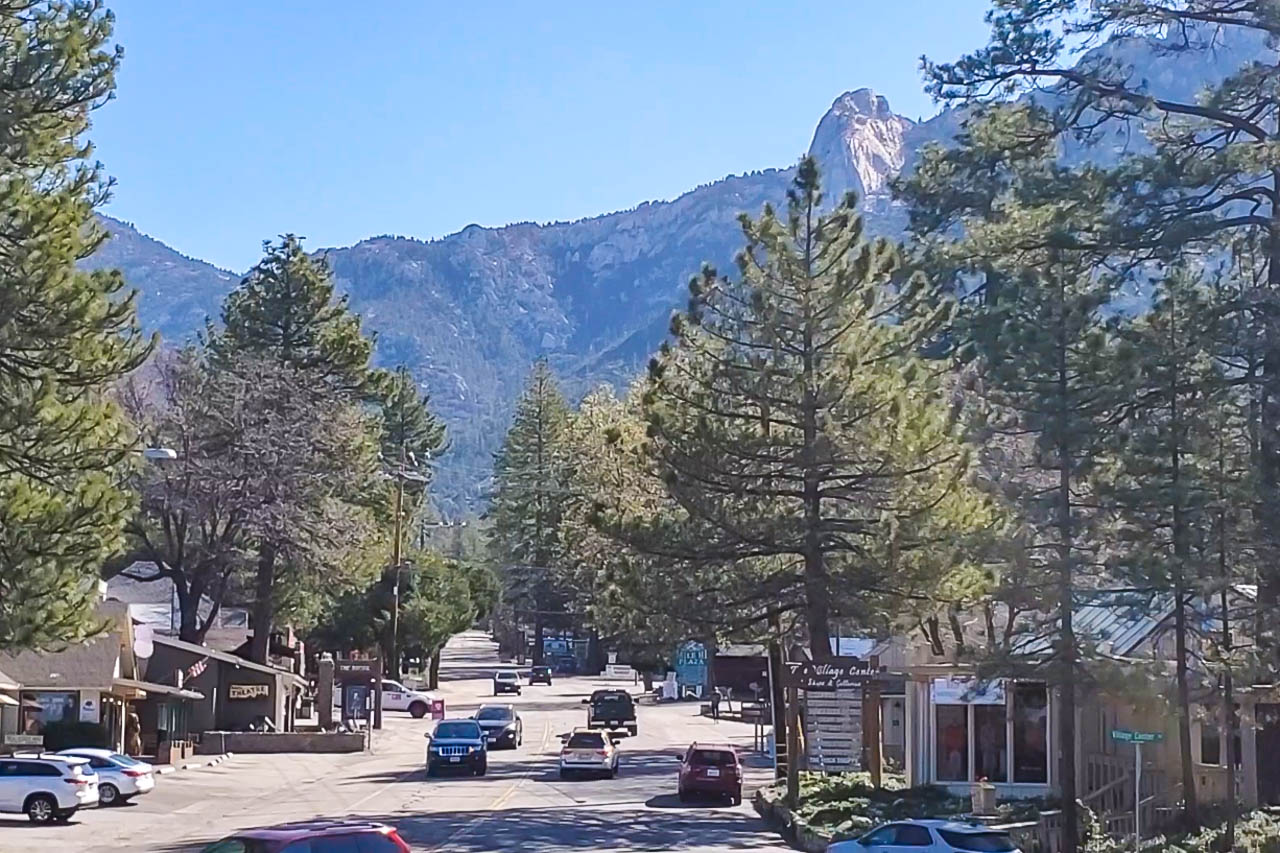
<box><xmin>155</xmin><ymin>751</ymin><xmax>235</xmax><ymax>776</ymax></box>
<box><xmin>753</xmin><ymin>787</ymin><xmax>834</xmax><ymax>853</ymax></box>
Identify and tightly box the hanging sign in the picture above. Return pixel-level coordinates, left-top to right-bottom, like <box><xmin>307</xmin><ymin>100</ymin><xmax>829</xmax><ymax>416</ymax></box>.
<box><xmin>78</xmin><ymin>691</ymin><xmax>101</xmax><ymax>724</ymax></box>
<box><xmin>228</xmin><ymin>684</ymin><xmax>270</xmax><ymax>700</ymax></box>
<box><xmin>930</xmin><ymin>677</ymin><xmax>1006</xmax><ymax>705</ymax></box>
<box><xmin>1111</xmin><ymin>729</ymin><xmax>1164</xmax><ymax>743</ymax></box>
<box><xmin>783</xmin><ymin>657</ymin><xmax>880</xmax><ymax>691</ymax></box>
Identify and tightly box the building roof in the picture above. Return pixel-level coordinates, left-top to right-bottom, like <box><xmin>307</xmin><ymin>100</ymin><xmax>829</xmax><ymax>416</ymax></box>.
<box><xmin>0</xmin><ymin>665</ymin><xmax>19</xmax><ymax>690</ymax></box>
<box><xmin>0</xmin><ymin>635</ymin><xmax>123</xmax><ymax>691</ymax></box>
<box><xmin>151</xmin><ymin>635</ymin><xmax>306</xmax><ymax>687</ymax></box>
<box><xmin>113</xmin><ymin>677</ymin><xmax>204</xmax><ymax>701</ymax></box>
<box><xmin>105</xmin><ymin>567</ymin><xmax>181</xmax><ymax>605</ymax></box>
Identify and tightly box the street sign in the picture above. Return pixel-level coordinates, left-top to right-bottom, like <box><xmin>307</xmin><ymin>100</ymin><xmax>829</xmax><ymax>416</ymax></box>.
<box><xmin>3</xmin><ymin>733</ymin><xmax>43</xmax><ymax>747</ymax></box>
<box><xmin>782</xmin><ymin>657</ymin><xmax>880</xmax><ymax>692</ymax></box>
<box><xmin>1110</xmin><ymin>729</ymin><xmax>1164</xmax><ymax>743</ymax></box>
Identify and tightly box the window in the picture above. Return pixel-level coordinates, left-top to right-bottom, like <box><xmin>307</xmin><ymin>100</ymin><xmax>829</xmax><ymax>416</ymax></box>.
<box><xmin>567</xmin><ymin>732</ymin><xmax>605</xmax><ymax>749</ymax></box>
<box><xmin>689</xmin><ymin>750</ymin><xmax>735</xmax><ymax>766</ymax></box>
<box><xmin>894</xmin><ymin>824</ymin><xmax>934</xmax><ymax>846</ymax></box>
<box><xmin>476</xmin><ymin>707</ymin><xmax>512</xmax><ymax>721</ymax></box>
<box><xmin>20</xmin><ymin>691</ymin><xmax>76</xmax><ymax>733</ymax></box>
<box><xmin>936</xmin><ymin>705</ymin><xmax>969</xmax><ymax>781</ymax></box>
<box><xmin>382</xmin><ymin>681</ymin><xmax>405</xmax><ymax>693</ymax></box>
<box><xmin>1013</xmin><ymin>684</ymin><xmax>1048</xmax><ymax>783</ymax></box>
<box><xmin>861</xmin><ymin>826</ymin><xmax>897</xmax><ymax>846</ymax></box>
<box><xmin>356</xmin><ymin>834</ymin><xmax>405</xmax><ymax>851</ymax></box>
<box><xmin>974</xmin><ymin>705</ymin><xmax>1008</xmax><ymax>782</ymax></box>
<box><xmin>937</xmin><ymin>830</ymin><xmax>1018</xmax><ymax>852</ymax></box>
<box><xmin>1200</xmin><ymin>713</ymin><xmax>1241</xmax><ymax>768</ymax></box>
<box><xmin>200</xmin><ymin>841</ymin><xmax>271</xmax><ymax>853</ymax></box>
<box><xmin>433</xmin><ymin>721</ymin><xmax>480</xmax><ymax>739</ymax></box>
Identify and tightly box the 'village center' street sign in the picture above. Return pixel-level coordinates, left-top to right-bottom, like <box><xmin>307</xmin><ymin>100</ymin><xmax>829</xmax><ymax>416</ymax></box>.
<box><xmin>782</xmin><ymin>657</ymin><xmax>880</xmax><ymax>691</ymax></box>
<box><xmin>1110</xmin><ymin>729</ymin><xmax>1164</xmax><ymax>744</ymax></box>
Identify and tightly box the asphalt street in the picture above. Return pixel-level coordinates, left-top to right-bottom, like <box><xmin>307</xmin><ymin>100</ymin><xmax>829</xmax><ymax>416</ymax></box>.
<box><xmin>2</xmin><ymin>632</ymin><xmax>789</xmax><ymax>852</ymax></box>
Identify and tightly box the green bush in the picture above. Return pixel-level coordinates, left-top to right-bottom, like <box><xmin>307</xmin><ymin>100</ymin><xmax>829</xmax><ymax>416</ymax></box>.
<box><xmin>39</xmin><ymin>721</ymin><xmax>108</xmax><ymax>751</ymax></box>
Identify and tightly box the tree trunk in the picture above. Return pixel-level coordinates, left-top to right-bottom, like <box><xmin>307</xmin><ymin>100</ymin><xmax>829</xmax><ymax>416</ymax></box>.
<box><xmin>1169</xmin><ymin>346</ymin><xmax>1200</xmax><ymax>828</ymax></box>
<box><xmin>1054</xmin><ymin>290</ymin><xmax>1079</xmax><ymax>853</ymax></box>
<box><xmin>177</xmin><ymin>581</ymin><xmax>201</xmax><ymax>643</ymax></box>
<box><xmin>533</xmin><ymin>611</ymin><xmax>545</xmax><ymax>665</ymax></box>
<box><xmin>429</xmin><ymin>648</ymin><xmax>441</xmax><ymax>690</ymax></box>
<box><xmin>248</xmin><ymin>545</ymin><xmax>276</xmax><ymax>664</ymax></box>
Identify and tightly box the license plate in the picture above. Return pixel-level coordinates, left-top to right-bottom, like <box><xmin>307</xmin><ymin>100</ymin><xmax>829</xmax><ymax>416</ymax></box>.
<box><xmin>706</xmin><ymin>768</ymin><xmax>720</xmax><ymax>777</ymax></box>
<box><xmin>610</xmin><ymin>721</ymin><xmax>619</xmax><ymax>727</ymax></box>
<box><xmin>449</xmin><ymin>756</ymin><xmax>460</xmax><ymax>763</ymax></box>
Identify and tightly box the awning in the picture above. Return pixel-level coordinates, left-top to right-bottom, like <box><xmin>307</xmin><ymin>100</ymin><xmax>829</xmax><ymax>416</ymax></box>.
<box><xmin>0</xmin><ymin>693</ymin><xmax>16</xmax><ymax>706</ymax></box>
<box><xmin>112</xmin><ymin>678</ymin><xmax>204</xmax><ymax>701</ymax></box>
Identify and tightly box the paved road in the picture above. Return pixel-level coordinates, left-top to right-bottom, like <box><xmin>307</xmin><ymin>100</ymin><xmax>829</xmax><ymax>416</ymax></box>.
<box><xmin>3</xmin><ymin>632</ymin><xmax>789</xmax><ymax>852</ymax></box>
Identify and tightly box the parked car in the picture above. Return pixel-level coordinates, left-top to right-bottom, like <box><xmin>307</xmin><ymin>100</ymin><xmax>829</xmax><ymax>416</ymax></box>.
<box><xmin>201</xmin><ymin>819</ymin><xmax>411</xmax><ymax>852</ymax></box>
<box><xmin>331</xmin><ymin>679</ymin><xmax>440</xmax><ymax>719</ymax></box>
<box><xmin>55</xmin><ymin>748</ymin><xmax>154</xmax><ymax>806</ymax></box>
<box><xmin>558</xmin><ymin>728</ymin><xmax>619</xmax><ymax>779</ymax></box>
<box><xmin>826</xmin><ymin>820</ymin><xmax>1021</xmax><ymax>853</ymax></box>
<box><xmin>584</xmin><ymin>688</ymin><xmax>637</xmax><ymax>736</ymax></box>
<box><xmin>0</xmin><ymin>754</ymin><xmax>99</xmax><ymax>823</ymax></box>
<box><xmin>677</xmin><ymin>742</ymin><xmax>742</xmax><ymax>805</ymax></box>
<box><xmin>473</xmin><ymin>704</ymin><xmax>523</xmax><ymax>748</ymax></box>
<box><xmin>529</xmin><ymin>665</ymin><xmax>553</xmax><ymax>685</ymax></box>
<box><xmin>426</xmin><ymin>718</ymin><xmax>488</xmax><ymax>776</ymax></box>
<box><xmin>493</xmin><ymin>670</ymin><xmax>523</xmax><ymax>695</ymax></box>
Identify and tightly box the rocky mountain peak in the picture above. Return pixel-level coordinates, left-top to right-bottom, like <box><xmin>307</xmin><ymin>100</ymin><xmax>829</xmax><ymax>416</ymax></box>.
<box><xmin>807</xmin><ymin>88</ymin><xmax>915</xmax><ymax>202</ymax></box>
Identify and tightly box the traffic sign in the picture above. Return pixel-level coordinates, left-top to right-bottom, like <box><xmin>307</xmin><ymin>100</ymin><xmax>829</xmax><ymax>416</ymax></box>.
<box><xmin>1110</xmin><ymin>729</ymin><xmax>1164</xmax><ymax>743</ymax></box>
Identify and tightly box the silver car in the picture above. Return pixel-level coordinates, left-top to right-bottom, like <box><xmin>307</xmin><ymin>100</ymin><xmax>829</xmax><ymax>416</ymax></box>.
<box><xmin>57</xmin><ymin>748</ymin><xmax>156</xmax><ymax>806</ymax></box>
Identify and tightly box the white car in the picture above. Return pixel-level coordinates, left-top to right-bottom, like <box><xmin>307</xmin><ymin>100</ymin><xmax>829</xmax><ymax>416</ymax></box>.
<box><xmin>332</xmin><ymin>679</ymin><xmax>440</xmax><ymax>718</ymax></box>
<box><xmin>0</xmin><ymin>755</ymin><xmax>99</xmax><ymax>823</ymax></box>
<box><xmin>57</xmin><ymin>748</ymin><xmax>155</xmax><ymax>806</ymax></box>
<box><xmin>558</xmin><ymin>727</ymin><xmax>619</xmax><ymax>779</ymax></box>
<box><xmin>493</xmin><ymin>671</ymin><xmax>522</xmax><ymax>695</ymax></box>
<box><xmin>827</xmin><ymin>820</ymin><xmax>1021</xmax><ymax>853</ymax></box>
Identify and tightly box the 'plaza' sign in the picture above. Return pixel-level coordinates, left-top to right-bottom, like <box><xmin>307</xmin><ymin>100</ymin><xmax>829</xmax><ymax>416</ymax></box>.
<box><xmin>228</xmin><ymin>683</ymin><xmax>270</xmax><ymax>700</ymax></box>
<box><xmin>783</xmin><ymin>657</ymin><xmax>880</xmax><ymax>691</ymax></box>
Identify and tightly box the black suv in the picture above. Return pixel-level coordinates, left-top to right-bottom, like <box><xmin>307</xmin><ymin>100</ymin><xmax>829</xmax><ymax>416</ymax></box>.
<box><xmin>426</xmin><ymin>719</ymin><xmax>488</xmax><ymax>776</ymax></box>
<box><xmin>585</xmin><ymin>689</ymin><xmax>637</xmax><ymax>737</ymax></box>
<box><xmin>529</xmin><ymin>665</ymin><xmax>553</xmax><ymax>685</ymax></box>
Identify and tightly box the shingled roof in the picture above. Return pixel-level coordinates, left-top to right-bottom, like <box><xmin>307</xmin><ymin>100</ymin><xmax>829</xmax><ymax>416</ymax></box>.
<box><xmin>0</xmin><ymin>634</ymin><xmax>124</xmax><ymax>690</ymax></box>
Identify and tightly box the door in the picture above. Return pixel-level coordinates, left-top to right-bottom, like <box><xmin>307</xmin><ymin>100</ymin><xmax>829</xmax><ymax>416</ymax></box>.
<box><xmin>0</xmin><ymin>760</ymin><xmax>18</xmax><ymax>811</ymax></box>
<box><xmin>1257</xmin><ymin>704</ymin><xmax>1280</xmax><ymax>805</ymax></box>
<box><xmin>382</xmin><ymin>681</ymin><xmax>407</xmax><ymax>711</ymax></box>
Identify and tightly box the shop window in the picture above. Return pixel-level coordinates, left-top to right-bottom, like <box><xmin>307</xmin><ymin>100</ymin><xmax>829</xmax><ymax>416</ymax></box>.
<box><xmin>1200</xmin><ymin>711</ymin><xmax>1241</xmax><ymax>768</ymax></box>
<box><xmin>936</xmin><ymin>704</ymin><xmax>969</xmax><ymax>781</ymax></box>
<box><xmin>1013</xmin><ymin>684</ymin><xmax>1048</xmax><ymax>783</ymax></box>
<box><xmin>975</xmin><ymin>704</ymin><xmax>1008</xmax><ymax>782</ymax></box>
<box><xmin>19</xmin><ymin>692</ymin><xmax>76</xmax><ymax>734</ymax></box>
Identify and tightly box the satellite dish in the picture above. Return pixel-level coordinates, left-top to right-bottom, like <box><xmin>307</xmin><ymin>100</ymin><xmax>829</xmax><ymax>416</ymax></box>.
<box><xmin>135</xmin><ymin>624</ymin><xmax>154</xmax><ymax>659</ymax></box>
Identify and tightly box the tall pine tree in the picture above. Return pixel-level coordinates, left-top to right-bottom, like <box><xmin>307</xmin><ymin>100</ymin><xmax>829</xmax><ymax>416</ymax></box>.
<box><xmin>640</xmin><ymin>157</ymin><xmax>991</xmax><ymax>660</ymax></box>
<box><xmin>0</xmin><ymin>1</ymin><xmax>151</xmax><ymax>650</ymax></box>
<box><xmin>489</xmin><ymin>360</ymin><xmax>573</xmax><ymax>665</ymax></box>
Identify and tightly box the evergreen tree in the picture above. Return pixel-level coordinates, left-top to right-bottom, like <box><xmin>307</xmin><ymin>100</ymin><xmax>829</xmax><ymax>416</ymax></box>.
<box><xmin>639</xmin><ymin>156</ymin><xmax>992</xmax><ymax>660</ymax></box>
<box><xmin>488</xmin><ymin>360</ymin><xmax>573</xmax><ymax>665</ymax></box>
<box><xmin>924</xmin><ymin>0</ymin><xmax>1280</xmax><ymax>662</ymax></box>
<box><xmin>0</xmin><ymin>1</ymin><xmax>151</xmax><ymax>650</ymax></box>
<box><xmin>379</xmin><ymin>366</ymin><xmax>447</xmax><ymax>469</ymax></box>
<box><xmin>900</xmin><ymin>105</ymin><xmax>1122</xmax><ymax>852</ymax></box>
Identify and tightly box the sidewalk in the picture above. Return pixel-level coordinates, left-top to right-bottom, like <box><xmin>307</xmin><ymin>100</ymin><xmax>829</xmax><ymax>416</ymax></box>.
<box><xmin>152</xmin><ymin>751</ymin><xmax>235</xmax><ymax>775</ymax></box>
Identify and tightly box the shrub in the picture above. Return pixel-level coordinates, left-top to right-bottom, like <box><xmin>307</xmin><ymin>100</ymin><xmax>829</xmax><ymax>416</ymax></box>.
<box><xmin>39</xmin><ymin>721</ymin><xmax>108</xmax><ymax>751</ymax></box>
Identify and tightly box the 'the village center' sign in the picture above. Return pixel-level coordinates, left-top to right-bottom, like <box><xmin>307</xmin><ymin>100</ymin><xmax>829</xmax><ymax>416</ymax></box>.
<box><xmin>782</xmin><ymin>657</ymin><xmax>879</xmax><ymax>691</ymax></box>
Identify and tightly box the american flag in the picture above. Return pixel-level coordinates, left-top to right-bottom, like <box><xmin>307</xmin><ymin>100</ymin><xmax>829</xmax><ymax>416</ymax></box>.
<box><xmin>185</xmin><ymin>657</ymin><xmax>209</xmax><ymax>680</ymax></box>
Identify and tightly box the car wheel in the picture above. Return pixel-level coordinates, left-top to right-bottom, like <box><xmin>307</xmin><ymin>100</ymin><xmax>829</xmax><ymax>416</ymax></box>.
<box><xmin>99</xmin><ymin>783</ymin><xmax>120</xmax><ymax>806</ymax></box>
<box><xmin>409</xmin><ymin>701</ymin><xmax>427</xmax><ymax>719</ymax></box>
<box><xmin>678</xmin><ymin>787</ymin><xmax>690</xmax><ymax>803</ymax></box>
<box><xmin>732</xmin><ymin>790</ymin><xmax>743</xmax><ymax>806</ymax></box>
<box><xmin>628</xmin><ymin>725</ymin><xmax>638</xmax><ymax>737</ymax></box>
<box><xmin>610</xmin><ymin>765</ymin><xmax>618</xmax><ymax>779</ymax></box>
<box><xmin>559</xmin><ymin>768</ymin><xmax>572</xmax><ymax>781</ymax></box>
<box><xmin>25</xmin><ymin>794</ymin><xmax>56</xmax><ymax>823</ymax></box>
<box><xmin>475</xmin><ymin>760</ymin><xmax>487</xmax><ymax>777</ymax></box>
<box><xmin>426</xmin><ymin>764</ymin><xmax>437</xmax><ymax>777</ymax></box>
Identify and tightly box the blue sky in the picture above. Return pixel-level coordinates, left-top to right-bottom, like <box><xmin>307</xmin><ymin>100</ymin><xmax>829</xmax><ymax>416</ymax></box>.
<box><xmin>96</xmin><ymin>1</ymin><xmax>992</xmax><ymax>271</ymax></box>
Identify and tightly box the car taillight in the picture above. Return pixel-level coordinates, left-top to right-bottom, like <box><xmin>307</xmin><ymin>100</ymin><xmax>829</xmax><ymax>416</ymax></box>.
<box><xmin>64</xmin><ymin>777</ymin><xmax>88</xmax><ymax>786</ymax></box>
<box><xmin>594</xmin><ymin>750</ymin><xmax>608</xmax><ymax>757</ymax></box>
<box><xmin>123</xmin><ymin>768</ymin><xmax>147</xmax><ymax>777</ymax></box>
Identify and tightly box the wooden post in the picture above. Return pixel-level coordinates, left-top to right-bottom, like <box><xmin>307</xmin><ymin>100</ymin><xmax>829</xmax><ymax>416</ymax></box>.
<box><xmin>372</xmin><ymin>657</ymin><xmax>384</xmax><ymax>732</ymax></box>
<box><xmin>865</xmin><ymin>679</ymin><xmax>882</xmax><ymax>787</ymax></box>
<box><xmin>786</xmin><ymin>684</ymin><xmax>801</xmax><ymax>807</ymax></box>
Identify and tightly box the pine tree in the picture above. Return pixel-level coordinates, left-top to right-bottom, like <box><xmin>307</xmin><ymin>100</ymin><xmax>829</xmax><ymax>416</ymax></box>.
<box><xmin>924</xmin><ymin>0</ymin><xmax>1280</xmax><ymax>666</ymax></box>
<box><xmin>207</xmin><ymin>235</ymin><xmax>382</xmax><ymax>662</ymax></box>
<box><xmin>379</xmin><ymin>366</ymin><xmax>447</xmax><ymax>468</ymax></box>
<box><xmin>639</xmin><ymin>156</ymin><xmax>991</xmax><ymax>660</ymax></box>
<box><xmin>489</xmin><ymin>360</ymin><xmax>573</xmax><ymax>664</ymax></box>
<box><xmin>0</xmin><ymin>1</ymin><xmax>151</xmax><ymax>650</ymax></box>
<box><xmin>900</xmin><ymin>105</ymin><xmax>1123</xmax><ymax>852</ymax></box>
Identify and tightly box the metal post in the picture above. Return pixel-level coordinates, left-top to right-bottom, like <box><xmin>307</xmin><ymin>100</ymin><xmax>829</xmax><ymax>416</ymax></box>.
<box><xmin>389</xmin><ymin>448</ymin><xmax>405</xmax><ymax>681</ymax></box>
<box><xmin>1134</xmin><ymin>741</ymin><xmax>1142</xmax><ymax>848</ymax></box>
<box><xmin>373</xmin><ymin>658</ymin><xmax>384</xmax><ymax>733</ymax></box>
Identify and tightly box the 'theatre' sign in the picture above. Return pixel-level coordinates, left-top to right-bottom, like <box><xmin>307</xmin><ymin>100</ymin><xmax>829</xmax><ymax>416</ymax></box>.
<box><xmin>782</xmin><ymin>657</ymin><xmax>880</xmax><ymax>691</ymax></box>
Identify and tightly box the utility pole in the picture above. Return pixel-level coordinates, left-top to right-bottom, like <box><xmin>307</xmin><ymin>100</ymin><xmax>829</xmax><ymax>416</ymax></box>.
<box><xmin>389</xmin><ymin>446</ymin><xmax>406</xmax><ymax>681</ymax></box>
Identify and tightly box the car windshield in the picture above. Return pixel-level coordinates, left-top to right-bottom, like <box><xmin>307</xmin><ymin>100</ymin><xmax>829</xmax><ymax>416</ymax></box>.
<box><xmin>593</xmin><ymin>696</ymin><xmax>632</xmax><ymax>711</ymax></box>
<box><xmin>689</xmin><ymin>749</ymin><xmax>735</xmax><ymax>766</ymax></box>
<box><xmin>434</xmin><ymin>722</ymin><xmax>481</xmax><ymax>739</ymax></box>
<box><xmin>937</xmin><ymin>830</ymin><xmax>1018</xmax><ymax>852</ymax></box>
<box><xmin>533</xmin><ymin>667</ymin><xmax>550</xmax><ymax>673</ymax></box>
<box><xmin>566</xmin><ymin>732</ymin><xmax>605</xmax><ymax>749</ymax></box>
<box><xmin>477</xmin><ymin>707</ymin><xmax>512</xmax><ymax>721</ymax></box>
<box><xmin>110</xmin><ymin>753</ymin><xmax>142</xmax><ymax>766</ymax></box>
<box><xmin>495</xmin><ymin>672</ymin><xmax>516</xmax><ymax>680</ymax></box>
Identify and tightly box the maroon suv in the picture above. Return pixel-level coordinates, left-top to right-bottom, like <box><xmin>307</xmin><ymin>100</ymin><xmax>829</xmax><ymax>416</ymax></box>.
<box><xmin>201</xmin><ymin>819</ymin><xmax>411</xmax><ymax>852</ymax></box>
<box><xmin>677</xmin><ymin>742</ymin><xmax>742</xmax><ymax>805</ymax></box>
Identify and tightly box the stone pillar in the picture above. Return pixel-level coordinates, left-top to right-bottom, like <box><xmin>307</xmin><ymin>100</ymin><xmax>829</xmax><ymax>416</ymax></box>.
<box><xmin>317</xmin><ymin>656</ymin><xmax>334</xmax><ymax>730</ymax></box>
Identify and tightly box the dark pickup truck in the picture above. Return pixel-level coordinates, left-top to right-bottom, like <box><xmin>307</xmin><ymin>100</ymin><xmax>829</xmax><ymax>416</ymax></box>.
<box><xmin>584</xmin><ymin>689</ymin><xmax>637</xmax><ymax>737</ymax></box>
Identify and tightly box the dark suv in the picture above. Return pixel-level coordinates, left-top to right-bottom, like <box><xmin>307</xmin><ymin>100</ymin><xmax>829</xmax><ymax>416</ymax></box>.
<box><xmin>585</xmin><ymin>688</ymin><xmax>637</xmax><ymax>737</ymax></box>
<box><xmin>529</xmin><ymin>665</ymin><xmax>553</xmax><ymax>685</ymax></box>
<box><xmin>677</xmin><ymin>743</ymin><xmax>742</xmax><ymax>805</ymax></box>
<box><xmin>426</xmin><ymin>719</ymin><xmax>488</xmax><ymax>776</ymax></box>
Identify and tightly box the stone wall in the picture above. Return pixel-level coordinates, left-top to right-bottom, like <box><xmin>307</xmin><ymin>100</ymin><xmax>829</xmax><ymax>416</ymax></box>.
<box><xmin>197</xmin><ymin>731</ymin><xmax>365</xmax><ymax>754</ymax></box>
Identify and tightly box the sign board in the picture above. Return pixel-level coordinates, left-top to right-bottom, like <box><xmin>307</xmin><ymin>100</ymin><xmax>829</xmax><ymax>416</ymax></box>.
<box><xmin>783</xmin><ymin>657</ymin><xmax>879</xmax><ymax>692</ymax></box>
<box><xmin>228</xmin><ymin>683</ymin><xmax>270</xmax><ymax>700</ymax></box>
<box><xmin>343</xmin><ymin>684</ymin><xmax>370</xmax><ymax>720</ymax></box>
<box><xmin>78</xmin><ymin>690</ymin><xmax>101</xmax><ymax>724</ymax></box>
<box><xmin>1111</xmin><ymin>729</ymin><xmax>1164</xmax><ymax>743</ymax></box>
<box><xmin>335</xmin><ymin>658</ymin><xmax>377</xmax><ymax>682</ymax></box>
<box><xmin>930</xmin><ymin>677</ymin><xmax>1006</xmax><ymax>706</ymax></box>
<box><xmin>674</xmin><ymin>641</ymin><xmax>707</xmax><ymax>689</ymax></box>
<box><xmin>4</xmin><ymin>733</ymin><xmax>44</xmax><ymax>747</ymax></box>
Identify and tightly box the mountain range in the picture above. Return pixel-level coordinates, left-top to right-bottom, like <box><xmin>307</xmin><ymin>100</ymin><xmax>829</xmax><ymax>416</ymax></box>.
<box><xmin>86</xmin><ymin>25</ymin><xmax>1267</xmax><ymax>514</ymax></box>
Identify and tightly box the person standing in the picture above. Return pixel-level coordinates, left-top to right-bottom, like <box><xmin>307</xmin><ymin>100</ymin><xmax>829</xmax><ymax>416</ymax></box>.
<box><xmin>710</xmin><ymin>688</ymin><xmax>721</xmax><ymax>722</ymax></box>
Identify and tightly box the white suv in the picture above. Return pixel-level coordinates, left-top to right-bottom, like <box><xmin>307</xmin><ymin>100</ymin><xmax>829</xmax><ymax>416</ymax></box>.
<box><xmin>0</xmin><ymin>755</ymin><xmax>100</xmax><ymax>823</ymax></box>
<box><xmin>332</xmin><ymin>679</ymin><xmax>439</xmax><ymax>718</ymax></box>
<box><xmin>828</xmin><ymin>820</ymin><xmax>1021</xmax><ymax>853</ymax></box>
